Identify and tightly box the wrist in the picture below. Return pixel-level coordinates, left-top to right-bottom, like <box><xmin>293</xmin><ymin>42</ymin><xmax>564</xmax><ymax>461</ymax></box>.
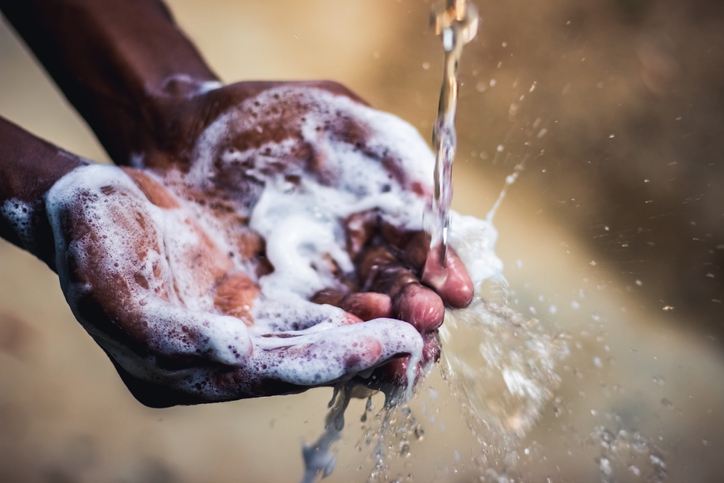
<box><xmin>134</xmin><ymin>77</ymin><xmax>224</xmax><ymax>160</ymax></box>
<box><xmin>1</xmin><ymin>0</ymin><xmax>220</xmax><ymax>164</ymax></box>
<box><xmin>0</xmin><ymin>117</ymin><xmax>86</xmax><ymax>269</ymax></box>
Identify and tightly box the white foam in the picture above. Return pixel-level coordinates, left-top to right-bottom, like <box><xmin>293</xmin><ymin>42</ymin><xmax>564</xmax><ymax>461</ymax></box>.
<box><xmin>1</xmin><ymin>198</ymin><xmax>40</xmax><ymax>251</ymax></box>
<box><xmin>249</xmin><ymin>176</ymin><xmax>354</xmax><ymax>300</ymax></box>
<box><xmin>188</xmin><ymin>86</ymin><xmax>432</xmax><ymax>230</ymax></box>
<box><xmin>448</xmin><ymin>211</ymin><xmax>504</xmax><ymax>287</ymax></box>
<box><xmin>43</xmin><ymin>86</ymin><xmax>440</xmax><ymax>401</ymax></box>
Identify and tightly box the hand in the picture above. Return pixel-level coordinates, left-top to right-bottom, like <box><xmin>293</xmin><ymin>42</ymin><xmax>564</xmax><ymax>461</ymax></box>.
<box><xmin>0</xmin><ymin>0</ymin><xmax>473</xmax><ymax>407</ymax></box>
<box><xmin>44</xmin><ymin>81</ymin><xmax>473</xmax><ymax>406</ymax></box>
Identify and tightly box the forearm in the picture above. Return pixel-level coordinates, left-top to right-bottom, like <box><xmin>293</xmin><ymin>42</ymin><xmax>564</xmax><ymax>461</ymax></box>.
<box><xmin>0</xmin><ymin>0</ymin><xmax>219</xmax><ymax>164</ymax></box>
<box><xmin>0</xmin><ymin>116</ymin><xmax>85</xmax><ymax>269</ymax></box>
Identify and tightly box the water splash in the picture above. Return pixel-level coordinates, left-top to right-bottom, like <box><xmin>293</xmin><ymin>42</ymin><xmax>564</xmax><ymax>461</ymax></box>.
<box><xmin>301</xmin><ymin>367</ymin><xmax>423</xmax><ymax>483</ymax></box>
<box><xmin>358</xmin><ymin>398</ymin><xmax>427</xmax><ymax>482</ymax></box>
<box><xmin>486</xmin><ymin>161</ymin><xmax>525</xmax><ymax>223</ymax></box>
<box><xmin>440</xmin><ymin>290</ymin><xmax>567</xmax><ymax>455</ymax></box>
<box><xmin>300</xmin><ymin>386</ymin><xmax>350</xmax><ymax>483</ymax></box>
<box><xmin>588</xmin><ymin>425</ymin><xmax>668</xmax><ymax>483</ymax></box>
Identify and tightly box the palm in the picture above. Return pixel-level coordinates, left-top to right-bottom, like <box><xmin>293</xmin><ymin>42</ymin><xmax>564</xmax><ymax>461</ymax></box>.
<box><xmin>47</xmin><ymin>82</ymin><xmax>473</xmax><ymax>407</ymax></box>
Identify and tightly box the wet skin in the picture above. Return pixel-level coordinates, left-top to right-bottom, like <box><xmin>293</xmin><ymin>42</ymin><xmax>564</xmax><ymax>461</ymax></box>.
<box><xmin>0</xmin><ymin>0</ymin><xmax>473</xmax><ymax>407</ymax></box>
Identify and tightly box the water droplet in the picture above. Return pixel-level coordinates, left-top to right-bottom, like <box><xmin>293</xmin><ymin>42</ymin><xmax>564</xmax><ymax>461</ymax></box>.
<box><xmin>598</xmin><ymin>456</ymin><xmax>613</xmax><ymax>477</ymax></box>
<box><xmin>650</xmin><ymin>454</ymin><xmax>665</xmax><ymax>469</ymax></box>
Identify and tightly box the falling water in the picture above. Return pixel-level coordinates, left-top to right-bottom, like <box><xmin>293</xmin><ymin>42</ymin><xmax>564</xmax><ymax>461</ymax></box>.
<box><xmin>425</xmin><ymin>0</ymin><xmax>567</xmax><ymax>466</ymax></box>
<box><xmin>423</xmin><ymin>0</ymin><xmax>480</xmax><ymax>284</ymax></box>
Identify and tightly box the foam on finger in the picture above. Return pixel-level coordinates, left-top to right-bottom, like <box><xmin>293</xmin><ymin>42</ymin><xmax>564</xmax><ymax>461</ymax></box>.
<box><xmin>43</xmin><ymin>86</ymin><xmax>467</xmax><ymax>400</ymax></box>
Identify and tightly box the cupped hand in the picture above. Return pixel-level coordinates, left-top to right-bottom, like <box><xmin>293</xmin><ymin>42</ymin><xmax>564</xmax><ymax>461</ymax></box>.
<box><xmin>48</xmin><ymin>81</ymin><xmax>473</xmax><ymax>407</ymax></box>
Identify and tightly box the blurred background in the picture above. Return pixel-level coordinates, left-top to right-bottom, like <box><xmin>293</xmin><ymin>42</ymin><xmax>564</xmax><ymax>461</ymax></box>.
<box><xmin>1</xmin><ymin>0</ymin><xmax>724</xmax><ymax>481</ymax></box>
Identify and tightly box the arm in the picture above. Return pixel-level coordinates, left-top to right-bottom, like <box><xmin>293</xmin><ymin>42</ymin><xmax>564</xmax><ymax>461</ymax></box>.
<box><xmin>0</xmin><ymin>116</ymin><xmax>86</xmax><ymax>269</ymax></box>
<box><xmin>0</xmin><ymin>0</ymin><xmax>219</xmax><ymax>163</ymax></box>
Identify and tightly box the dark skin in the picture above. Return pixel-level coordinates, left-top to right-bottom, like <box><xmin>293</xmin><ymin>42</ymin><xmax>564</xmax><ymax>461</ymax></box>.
<box><xmin>0</xmin><ymin>0</ymin><xmax>474</xmax><ymax>407</ymax></box>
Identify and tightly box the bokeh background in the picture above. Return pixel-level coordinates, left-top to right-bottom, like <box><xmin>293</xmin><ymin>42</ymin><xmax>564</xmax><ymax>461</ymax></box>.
<box><xmin>2</xmin><ymin>0</ymin><xmax>724</xmax><ymax>481</ymax></box>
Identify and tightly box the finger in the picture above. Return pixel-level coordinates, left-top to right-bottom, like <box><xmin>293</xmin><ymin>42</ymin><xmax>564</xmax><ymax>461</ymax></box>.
<box><xmin>392</xmin><ymin>283</ymin><xmax>445</xmax><ymax>331</ymax></box>
<box><xmin>422</xmin><ymin>246</ymin><xmax>474</xmax><ymax>308</ymax></box>
<box><xmin>356</xmin><ymin>246</ymin><xmax>444</xmax><ymax>331</ymax></box>
<box><xmin>311</xmin><ymin>288</ymin><xmax>392</xmax><ymax>322</ymax></box>
<box><xmin>372</xmin><ymin>330</ymin><xmax>441</xmax><ymax>387</ymax></box>
<box><xmin>384</xmin><ymin>228</ymin><xmax>474</xmax><ymax>309</ymax></box>
<box><xmin>118</xmin><ymin>304</ymin><xmax>415</xmax><ymax>404</ymax></box>
<box><xmin>310</xmin><ymin>288</ymin><xmax>345</xmax><ymax>307</ymax></box>
<box><xmin>341</xmin><ymin>292</ymin><xmax>392</xmax><ymax>321</ymax></box>
<box><xmin>251</xmin><ymin>318</ymin><xmax>423</xmax><ymax>388</ymax></box>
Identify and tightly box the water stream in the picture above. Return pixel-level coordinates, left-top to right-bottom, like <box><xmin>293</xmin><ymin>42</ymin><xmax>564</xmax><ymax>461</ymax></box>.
<box><xmin>423</xmin><ymin>0</ymin><xmax>480</xmax><ymax>285</ymax></box>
